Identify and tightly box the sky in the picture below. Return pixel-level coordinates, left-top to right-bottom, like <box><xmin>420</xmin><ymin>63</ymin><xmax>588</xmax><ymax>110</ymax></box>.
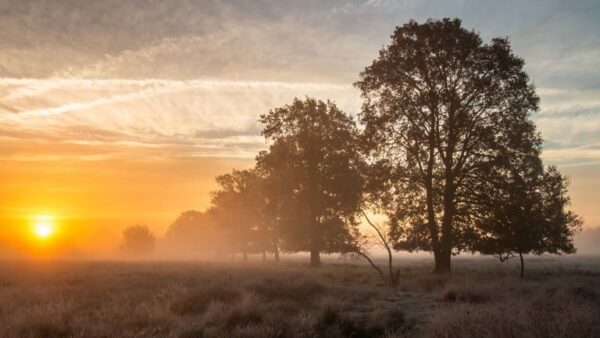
<box><xmin>0</xmin><ymin>0</ymin><xmax>599</xmax><ymax>256</ymax></box>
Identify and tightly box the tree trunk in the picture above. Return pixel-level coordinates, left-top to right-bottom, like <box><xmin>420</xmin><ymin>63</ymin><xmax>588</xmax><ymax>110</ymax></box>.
<box><xmin>242</xmin><ymin>251</ymin><xmax>247</xmax><ymax>261</ymax></box>
<box><xmin>262</xmin><ymin>251</ymin><xmax>266</xmax><ymax>262</ymax></box>
<box><xmin>436</xmin><ymin>161</ymin><xmax>456</xmax><ymax>274</ymax></box>
<box><xmin>273</xmin><ymin>242</ymin><xmax>280</xmax><ymax>263</ymax></box>
<box><xmin>433</xmin><ymin>249</ymin><xmax>451</xmax><ymax>274</ymax></box>
<box><xmin>425</xmin><ymin>142</ymin><xmax>442</xmax><ymax>274</ymax></box>
<box><xmin>310</xmin><ymin>247</ymin><xmax>321</xmax><ymax>267</ymax></box>
<box><xmin>519</xmin><ymin>252</ymin><xmax>525</xmax><ymax>278</ymax></box>
<box><xmin>309</xmin><ymin>218</ymin><xmax>321</xmax><ymax>267</ymax></box>
<box><xmin>361</xmin><ymin>210</ymin><xmax>399</xmax><ymax>286</ymax></box>
<box><xmin>434</xmin><ymin>249</ymin><xmax>451</xmax><ymax>274</ymax></box>
<box><xmin>433</xmin><ymin>249</ymin><xmax>441</xmax><ymax>272</ymax></box>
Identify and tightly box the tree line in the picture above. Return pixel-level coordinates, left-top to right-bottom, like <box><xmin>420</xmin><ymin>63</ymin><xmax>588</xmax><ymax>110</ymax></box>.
<box><xmin>123</xmin><ymin>18</ymin><xmax>582</xmax><ymax>280</ymax></box>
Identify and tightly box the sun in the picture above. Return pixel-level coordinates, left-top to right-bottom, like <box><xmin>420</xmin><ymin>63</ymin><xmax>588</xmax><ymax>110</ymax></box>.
<box><xmin>32</xmin><ymin>215</ymin><xmax>55</xmax><ymax>239</ymax></box>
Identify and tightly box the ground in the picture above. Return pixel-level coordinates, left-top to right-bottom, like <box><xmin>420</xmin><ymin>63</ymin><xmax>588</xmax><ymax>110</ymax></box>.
<box><xmin>0</xmin><ymin>255</ymin><xmax>599</xmax><ymax>337</ymax></box>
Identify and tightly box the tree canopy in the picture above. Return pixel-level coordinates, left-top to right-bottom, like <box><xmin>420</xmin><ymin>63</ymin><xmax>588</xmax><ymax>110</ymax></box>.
<box><xmin>474</xmin><ymin>125</ymin><xmax>582</xmax><ymax>277</ymax></box>
<box><xmin>356</xmin><ymin>18</ymin><xmax>540</xmax><ymax>273</ymax></box>
<box><xmin>161</xmin><ymin>210</ymin><xmax>224</xmax><ymax>258</ymax></box>
<box><xmin>121</xmin><ymin>224</ymin><xmax>156</xmax><ymax>256</ymax></box>
<box><xmin>209</xmin><ymin>169</ymin><xmax>269</xmax><ymax>260</ymax></box>
<box><xmin>258</xmin><ymin>97</ymin><xmax>364</xmax><ymax>266</ymax></box>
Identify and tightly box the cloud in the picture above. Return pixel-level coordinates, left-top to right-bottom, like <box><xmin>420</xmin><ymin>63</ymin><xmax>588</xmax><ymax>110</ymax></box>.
<box><xmin>0</xmin><ymin>0</ymin><xmax>598</xmax><ymax>165</ymax></box>
<box><xmin>533</xmin><ymin>87</ymin><xmax>600</xmax><ymax>163</ymax></box>
<box><xmin>0</xmin><ymin>77</ymin><xmax>358</xmax><ymax>161</ymax></box>
<box><xmin>1</xmin><ymin>78</ymin><xmax>349</xmax><ymax>118</ymax></box>
<box><xmin>575</xmin><ymin>226</ymin><xmax>600</xmax><ymax>254</ymax></box>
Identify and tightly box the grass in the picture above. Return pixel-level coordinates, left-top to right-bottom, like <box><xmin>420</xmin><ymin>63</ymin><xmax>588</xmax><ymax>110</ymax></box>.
<box><xmin>0</xmin><ymin>256</ymin><xmax>598</xmax><ymax>337</ymax></box>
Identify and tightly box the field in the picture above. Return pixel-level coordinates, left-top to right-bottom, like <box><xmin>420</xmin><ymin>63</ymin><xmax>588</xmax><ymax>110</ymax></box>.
<box><xmin>0</xmin><ymin>256</ymin><xmax>599</xmax><ymax>338</ymax></box>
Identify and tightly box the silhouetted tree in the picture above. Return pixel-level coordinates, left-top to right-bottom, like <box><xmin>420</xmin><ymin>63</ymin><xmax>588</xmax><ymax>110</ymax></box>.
<box><xmin>121</xmin><ymin>224</ymin><xmax>156</xmax><ymax>256</ymax></box>
<box><xmin>356</xmin><ymin>18</ymin><xmax>539</xmax><ymax>273</ymax></box>
<box><xmin>259</xmin><ymin>97</ymin><xmax>364</xmax><ymax>267</ymax></box>
<box><xmin>474</xmin><ymin>123</ymin><xmax>582</xmax><ymax>277</ymax></box>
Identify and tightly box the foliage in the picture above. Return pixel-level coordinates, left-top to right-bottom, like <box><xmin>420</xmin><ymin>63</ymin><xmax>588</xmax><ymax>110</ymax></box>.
<box><xmin>121</xmin><ymin>224</ymin><xmax>156</xmax><ymax>256</ymax></box>
<box><xmin>257</xmin><ymin>97</ymin><xmax>364</xmax><ymax>266</ymax></box>
<box><xmin>162</xmin><ymin>210</ymin><xmax>225</xmax><ymax>256</ymax></box>
<box><xmin>467</xmin><ymin>108</ymin><xmax>582</xmax><ymax>277</ymax></box>
<box><xmin>356</xmin><ymin>18</ymin><xmax>540</xmax><ymax>272</ymax></box>
<box><xmin>474</xmin><ymin>154</ymin><xmax>582</xmax><ymax>276</ymax></box>
<box><xmin>209</xmin><ymin>169</ymin><xmax>272</xmax><ymax>259</ymax></box>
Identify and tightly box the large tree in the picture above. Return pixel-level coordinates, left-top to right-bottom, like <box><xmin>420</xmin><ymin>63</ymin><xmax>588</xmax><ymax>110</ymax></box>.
<box><xmin>356</xmin><ymin>18</ymin><xmax>539</xmax><ymax>273</ymax></box>
<box><xmin>259</xmin><ymin>97</ymin><xmax>363</xmax><ymax>267</ymax></box>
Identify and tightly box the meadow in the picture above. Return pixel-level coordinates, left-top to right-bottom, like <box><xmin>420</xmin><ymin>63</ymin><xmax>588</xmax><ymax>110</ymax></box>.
<box><xmin>0</xmin><ymin>255</ymin><xmax>598</xmax><ymax>338</ymax></box>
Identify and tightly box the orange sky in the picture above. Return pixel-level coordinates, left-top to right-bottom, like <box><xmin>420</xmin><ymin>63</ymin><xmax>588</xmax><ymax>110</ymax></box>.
<box><xmin>0</xmin><ymin>155</ymin><xmax>253</xmax><ymax>257</ymax></box>
<box><xmin>0</xmin><ymin>140</ymin><xmax>597</xmax><ymax>258</ymax></box>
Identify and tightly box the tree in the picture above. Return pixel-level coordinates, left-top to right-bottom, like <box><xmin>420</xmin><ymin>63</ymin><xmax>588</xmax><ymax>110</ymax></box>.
<box><xmin>259</xmin><ymin>97</ymin><xmax>364</xmax><ymax>267</ymax></box>
<box><xmin>356</xmin><ymin>18</ymin><xmax>539</xmax><ymax>273</ymax></box>
<box><xmin>474</xmin><ymin>123</ymin><xmax>582</xmax><ymax>277</ymax></box>
<box><xmin>121</xmin><ymin>224</ymin><xmax>156</xmax><ymax>256</ymax></box>
<box><xmin>210</xmin><ymin>168</ymin><xmax>277</xmax><ymax>261</ymax></box>
<box><xmin>162</xmin><ymin>210</ymin><xmax>223</xmax><ymax>258</ymax></box>
<box><xmin>210</xmin><ymin>169</ymin><xmax>259</xmax><ymax>260</ymax></box>
<box><xmin>254</xmin><ymin>158</ymin><xmax>285</xmax><ymax>263</ymax></box>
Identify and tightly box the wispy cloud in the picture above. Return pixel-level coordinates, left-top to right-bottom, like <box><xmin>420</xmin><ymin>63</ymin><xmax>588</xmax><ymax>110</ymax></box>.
<box><xmin>1</xmin><ymin>78</ymin><xmax>350</xmax><ymax>118</ymax></box>
<box><xmin>0</xmin><ymin>77</ymin><xmax>358</xmax><ymax>160</ymax></box>
<box><xmin>0</xmin><ymin>0</ymin><xmax>598</xmax><ymax>165</ymax></box>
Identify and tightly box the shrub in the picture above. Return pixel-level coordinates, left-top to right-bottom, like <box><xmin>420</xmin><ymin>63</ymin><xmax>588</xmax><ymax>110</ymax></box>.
<box><xmin>17</xmin><ymin>321</ymin><xmax>72</xmax><ymax>338</ymax></box>
<box><xmin>203</xmin><ymin>292</ymin><xmax>264</xmax><ymax>331</ymax></box>
<box><xmin>439</xmin><ymin>287</ymin><xmax>491</xmax><ymax>304</ymax></box>
<box><xmin>249</xmin><ymin>277</ymin><xmax>325</xmax><ymax>304</ymax></box>
<box><xmin>401</xmin><ymin>274</ymin><xmax>448</xmax><ymax>293</ymax></box>
<box><xmin>373</xmin><ymin>307</ymin><xmax>406</xmax><ymax>333</ymax></box>
<box><xmin>170</xmin><ymin>286</ymin><xmax>241</xmax><ymax>316</ymax></box>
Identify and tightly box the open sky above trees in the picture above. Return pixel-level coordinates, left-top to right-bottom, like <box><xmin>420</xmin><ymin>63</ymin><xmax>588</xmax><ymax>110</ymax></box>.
<box><xmin>0</xmin><ymin>0</ymin><xmax>598</xmax><ymax>258</ymax></box>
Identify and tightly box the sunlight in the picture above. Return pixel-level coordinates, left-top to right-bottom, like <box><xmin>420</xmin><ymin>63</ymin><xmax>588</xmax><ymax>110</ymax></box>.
<box><xmin>32</xmin><ymin>215</ymin><xmax>55</xmax><ymax>239</ymax></box>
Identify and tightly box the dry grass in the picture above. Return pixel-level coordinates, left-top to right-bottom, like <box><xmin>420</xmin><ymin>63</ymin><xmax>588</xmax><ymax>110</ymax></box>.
<box><xmin>0</xmin><ymin>256</ymin><xmax>598</xmax><ymax>337</ymax></box>
<box><xmin>426</xmin><ymin>274</ymin><xmax>600</xmax><ymax>338</ymax></box>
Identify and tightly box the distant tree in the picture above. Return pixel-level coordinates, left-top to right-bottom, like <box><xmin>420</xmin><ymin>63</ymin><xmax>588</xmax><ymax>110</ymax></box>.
<box><xmin>210</xmin><ymin>168</ymin><xmax>272</xmax><ymax>260</ymax></box>
<box><xmin>259</xmin><ymin>97</ymin><xmax>364</xmax><ymax>267</ymax></box>
<box><xmin>255</xmin><ymin>148</ymin><xmax>297</xmax><ymax>263</ymax></box>
<box><xmin>121</xmin><ymin>224</ymin><xmax>156</xmax><ymax>256</ymax></box>
<box><xmin>356</xmin><ymin>18</ymin><xmax>539</xmax><ymax>273</ymax></box>
<box><xmin>248</xmin><ymin>166</ymin><xmax>284</xmax><ymax>262</ymax></box>
<box><xmin>162</xmin><ymin>210</ymin><xmax>223</xmax><ymax>256</ymax></box>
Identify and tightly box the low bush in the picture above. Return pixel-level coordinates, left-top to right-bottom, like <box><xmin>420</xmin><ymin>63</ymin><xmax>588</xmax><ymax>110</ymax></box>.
<box><xmin>170</xmin><ymin>286</ymin><xmax>241</xmax><ymax>316</ymax></box>
<box><xmin>249</xmin><ymin>277</ymin><xmax>325</xmax><ymax>304</ymax></box>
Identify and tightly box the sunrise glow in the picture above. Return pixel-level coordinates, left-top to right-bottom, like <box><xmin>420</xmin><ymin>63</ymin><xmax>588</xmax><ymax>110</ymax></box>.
<box><xmin>32</xmin><ymin>215</ymin><xmax>54</xmax><ymax>239</ymax></box>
